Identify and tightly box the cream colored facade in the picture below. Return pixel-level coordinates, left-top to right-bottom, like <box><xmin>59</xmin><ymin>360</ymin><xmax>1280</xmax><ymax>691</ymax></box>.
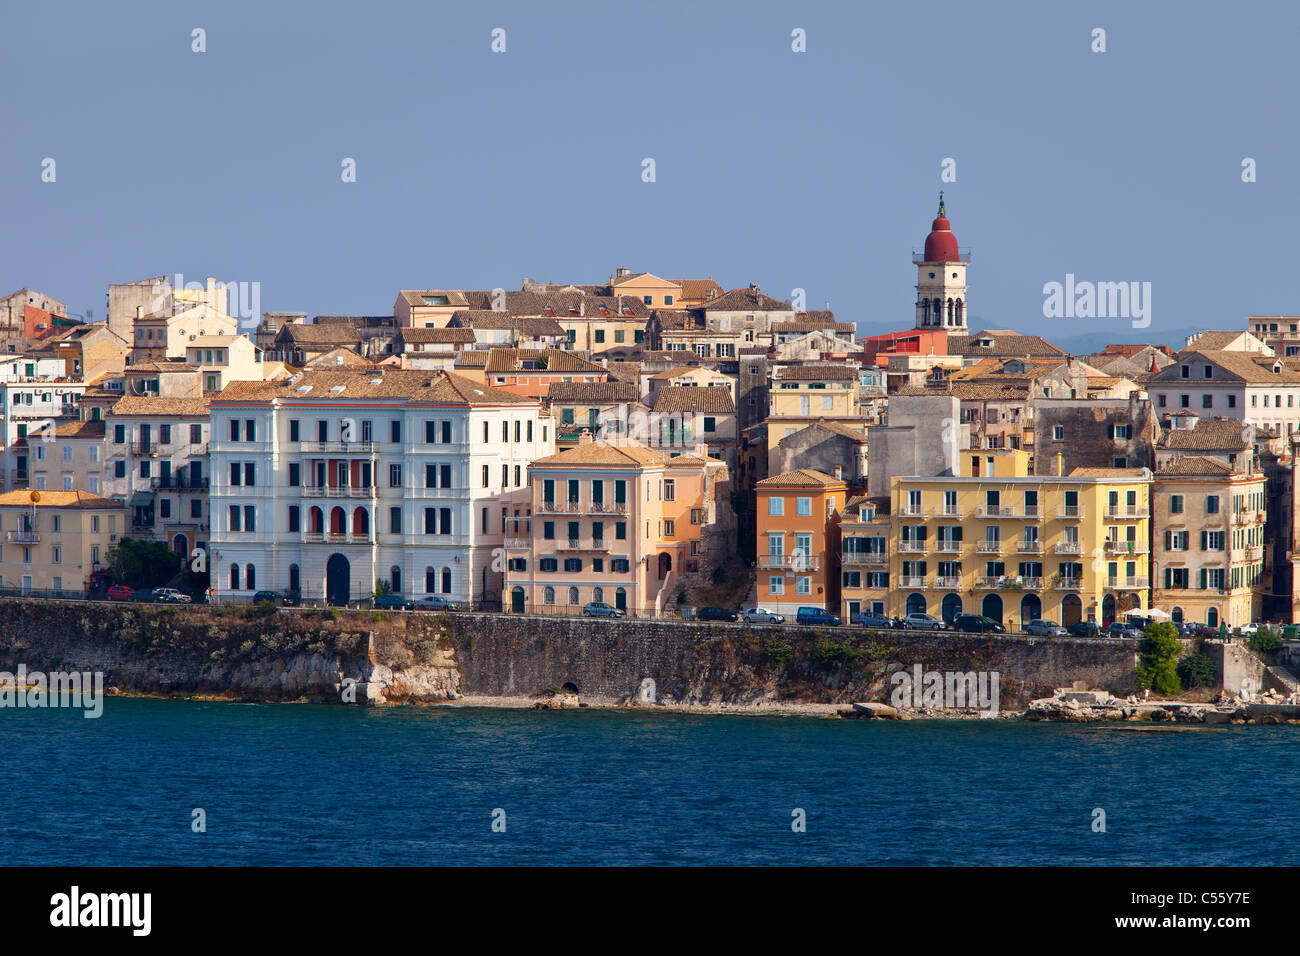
<box><xmin>883</xmin><ymin>453</ymin><xmax>1152</xmax><ymax>629</ymax></box>
<box><xmin>0</xmin><ymin>490</ymin><xmax>124</xmax><ymax>596</ymax></box>
<box><xmin>185</xmin><ymin>334</ymin><xmax>263</xmax><ymax>393</ymax></box>
<box><xmin>502</xmin><ymin>438</ymin><xmax>727</xmax><ymax>616</ymax></box>
<box><xmin>1152</xmin><ymin>464</ymin><xmax>1266</xmax><ymax>628</ymax></box>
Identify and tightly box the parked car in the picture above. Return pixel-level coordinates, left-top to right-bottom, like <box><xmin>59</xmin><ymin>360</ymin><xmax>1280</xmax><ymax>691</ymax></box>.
<box><xmin>130</xmin><ymin>588</ymin><xmax>156</xmax><ymax>603</ymax></box>
<box><xmin>153</xmin><ymin>588</ymin><xmax>192</xmax><ymax>604</ymax></box>
<box><xmin>582</xmin><ymin>601</ymin><xmax>624</xmax><ymax>618</ymax></box>
<box><xmin>952</xmin><ymin>613</ymin><xmax>1006</xmax><ymax>634</ymax></box>
<box><xmin>741</xmin><ymin>607</ymin><xmax>785</xmax><ymax>624</ymax></box>
<box><xmin>1068</xmin><ymin>620</ymin><xmax>1102</xmax><ymax>638</ymax></box>
<box><xmin>415</xmin><ymin>595</ymin><xmax>461</xmax><ymax>612</ymax></box>
<box><xmin>1236</xmin><ymin>622</ymin><xmax>1260</xmax><ymax>636</ymax></box>
<box><xmin>796</xmin><ymin>607</ymin><xmax>841</xmax><ymax>627</ymax></box>
<box><xmin>1024</xmin><ymin>619</ymin><xmax>1068</xmax><ymax>638</ymax></box>
<box><xmin>105</xmin><ymin>585</ymin><xmax>134</xmax><ymax>602</ymax></box>
<box><xmin>251</xmin><ymin>590</ymin><xmax>295</xmax><ymax>607</ymax></box>
<box><xmin>697</xmin><ymin>606</ymin><xmax>739</xmax><ymax>622</ymax></box>
<box><xmin>856</xmin><ymin>611</ymin><xmax>896</xmax><ymax>629</ymax></box>
<box><xmin>372</xmin><ymin>593</ymin><xmax>415</xmax><ymax>611</ymax></box>
<box><xmin>1106</xmin><ymin>621</ymin><xmax>1143</xmax><ymax>640</ymax></box>
<box><xmin>900</xmin><ymin>612</ymin><xmax>946</xmax><ymax>630</ymax></box>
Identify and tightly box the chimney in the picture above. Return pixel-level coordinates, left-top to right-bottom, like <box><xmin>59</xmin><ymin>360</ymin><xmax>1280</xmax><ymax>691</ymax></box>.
<box><xmin>616</xmin><ymin>267</ymin><xmax>629</xmax><ymax>279</ymax></box>
<box><xmin>136</xmin><ymin>306</ymin><xmax>143</xmax><ymax>318</ymax></box>
<box><xmin>834</xmin><ymin>465</ymin><xmax>843</xmax><ymax>480</ymax></box>
<box><xmin>578</xmin><ymin>428</ymin><xmax>594</xmax><ymax>445</ymax></box>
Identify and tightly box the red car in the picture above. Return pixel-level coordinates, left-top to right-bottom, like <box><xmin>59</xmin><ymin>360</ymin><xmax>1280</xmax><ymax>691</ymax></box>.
<box><xmin>106</xmin><ymin>585</ymin><xmax>134</xmax><ymax>601</ymax></box>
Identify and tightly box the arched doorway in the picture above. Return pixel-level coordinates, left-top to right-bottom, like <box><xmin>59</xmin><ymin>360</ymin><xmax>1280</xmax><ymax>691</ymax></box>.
<box><xmin>940</xmin><ymin>594</ymin><xmax>962</xmax><ymax>624</ymax></box>
<box><xmin>981</xmin><ymin>593</ymin><xmax>1004</xmax><ymax>625</ymax></box>
<box><xmin>905</xmin><ymin>593</ymin><xmax>926</xmax><ymax>615</ymax></box>
<box><xmin>352</xmin><ymin>507</ymin><xmax>369</xmax><ymax>536</ymax></box>
<box><xmin>658</xmin><ymin>553</ymin><xmax>672</xmax><ymax>579</ymax></box>
<box><xmin>1102</xmin><ymin>594</ymin><xmax>1117</xmax><ymax>625</ymax></box>
<box><xmin>511</xmin><ymin>587</ymin><xmax>525</xmax><ymax>613</ymax></box>
<box><xmin>615</xmin><ymin>587</ymin><xmax>627</xmax><ymax>611</ymax></box>
<box><xmin>1171</xmin><ymin>606</ymin><xmax>1183</xmax><ymax>624</ymax></box>
<box><xmin>1207</xmin><ymin>607</ymin><xmax>1219</xmax><ymax>628</ymax></box>
<box><xmin>326</xmin><ymin>553</ymin><xmax>350</xmax><ymax>606</ymax></box>
<box><xmin>1062</xmin><ymin>594</ymin><xmax>1082</xmax><ymax>626</ymax></box>
<box><xmin>1020</xmin><ymin>594</ymin><xmax>1042</xmax><ymax>625</ymax></box>
<box><xmin>171</xmin><ymin>533</ymin><xmax>188</xmax><ymax>556</ymax></box>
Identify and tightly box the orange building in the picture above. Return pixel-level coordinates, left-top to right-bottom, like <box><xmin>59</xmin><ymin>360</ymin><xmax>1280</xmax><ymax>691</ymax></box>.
<box><xmin>754</xmin><ymin>469</ymin><xmax>847</xmax><ymax>616</ymax></box>
<box><xmin>502</xmin><ymin>436</ymin><xmax>730</xmax><ymax>615</ymax></box>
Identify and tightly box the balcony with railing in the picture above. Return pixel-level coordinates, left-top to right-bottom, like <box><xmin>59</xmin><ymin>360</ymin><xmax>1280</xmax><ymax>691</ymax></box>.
<box><xmin>6</xmin><ymin>530</ymin><xmax>38</xmax><ymax>543</ymax></box>
<box><xmin>151</xmin><ymin>475</ymin><xmax>209</xmax><ymax>492</ymax></box>
<box><xmin>934</xmin><ymin>540</ymin><xmax>962</xmax><ymax>553</ymax></box>
<box><xmin>1054</xmin><ymin>541</ymin><xmax>1082</xmax><ymax>554</ymax></box>
<box><xmin>842</xmin><ymin>552</ymin><xmax>888</xmax><ymax>566</ymax></box>
<box><xmin>974</xmin><ymin>576</ymin><xmax>1001</xmax><ymax>589</ymax></box>
<box><xmin>1106</xmin><ymin>576</ymin><xmax>1149</xmax><ymax>590</ymax></box>
<box><xmin>130</xmin><ymin>441</ymin><xmax>157</xmax><ymax>456</ymax></box>
<box><xmin>1017</xmin><ymin>540</ymin><xmax>1043</xmax><ymax>554</ymax></box>
<box><xmin>1053</xmin><ymin>577</ymin><xmax>1084</xmax><ymax>590</ymax></box>
<box><xmin>976</xmin><ymin>505</ymin><xmax>1017</xmax><ymax>518</ymax></box>
<box><xmin>302</xmin><ymin>531</ymin><xmax>375</xmax><ymax>544</ymax></box>
<box><xmin>299</xmin><ymin>440</ymin><xmax>376</xmax><ymax>454</ymax></box>
<box><xmin>300</xmin><ymin>485</ymin><xmax>375</xmax><ymax>498</ymax></box>
<box><xmin>1106</xmin><ymin>505</ymin><xmax>1149</xmax><ymax>519</ymax></box>
<box><xmin>932</xmin><ymin>575</ymin><xmax>962</xmax><ymax>590</ymax></box>
<box><xmin>898</xmin><ymin>540</ymin><xmax>927</xmax><ymax>553</ymax></box>
<box><xmin>898</xmin><ymin>503</ymin><xmax>928</xmax><ymax>518</ymax></box>
<box><xmin>936</xmin><ymin>505</ymin><xmax>963</xmax><ymax>518</ymax></box>
<box><xmin>1104</xmin><ymin>539</ymin><xmax>1147</xmax><ymax>555</ymax></box>
<box><xmin>504</xmin><ymin>535</ymin><xmax>531</xmax><ymax>549</ymax></box>
<box><xmin>1057</xmin><ymin>505</ymin><xmax>1083</xmax><ymax>519</ymax></box>
<box><xmin>559</xmin><ymin>538</ymin><xmax>609</xmax><ymax>552</ymax></box>
<box><xmin>976</xmin><ymin>540</ymin><xmax>1003</xmax><ymax>554</ymax></box>
<box><xmin>538</xmin><ymin>499</ymin><xmax>582</xmax><ymax>514</ymax></box>
<box><xmin>899</xmin><ymin>575</ymin><xmax>926</xmax><ymax>589</ymax></box>
<box><xmin>758</xmin><ymin>554</ymin><xmax>820</xmax><ymax>571</ymax></box>
<box><xmin>1245</xmin><ymin>545</ymin><xmax>1262</xmax><ymax>560</ymax></box>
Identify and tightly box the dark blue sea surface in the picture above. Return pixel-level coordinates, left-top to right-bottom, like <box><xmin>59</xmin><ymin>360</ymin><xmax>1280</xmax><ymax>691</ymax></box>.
<box><xmin>1</xmin><ymin>698</ymin><xmax>1294</xmax><ymax>865</ymax></box>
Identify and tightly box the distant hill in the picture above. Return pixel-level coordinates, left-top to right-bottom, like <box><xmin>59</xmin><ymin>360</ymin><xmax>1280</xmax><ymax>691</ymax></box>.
<box><xmin>853</xmin><ymin>321</ymin><xmax>1207</xmax><ymax>355</ymax></box>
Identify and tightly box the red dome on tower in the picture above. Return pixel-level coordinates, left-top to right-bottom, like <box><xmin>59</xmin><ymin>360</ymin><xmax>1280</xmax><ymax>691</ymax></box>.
<box><xmin>923</xmin><ymin>194</ymin><xmax>961</xmax><ymax>262</ymax></box>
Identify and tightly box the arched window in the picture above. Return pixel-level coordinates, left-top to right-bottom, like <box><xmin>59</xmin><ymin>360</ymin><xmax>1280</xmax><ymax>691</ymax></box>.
<box><xmin>230</xmin><ymin>564</ymin><xmax>240</xmax><ymax>591</ymax></box>
<box><xmin>1207</xmin><ymin>607</ymin><xmax>1219</xmax><ymax>628</ymax></box>
<box><xmin>922</xmin><ymin>299</ymin><xmax>930</xmax><ymax>323</ymax></box>
<box><xmin>946</xmin><ymin>297</ymin><xmax>954</xmax><ymax>323</ymax></box>
<box><xmin>955</xmin><ymin>299</ymin><xmax>964</xmax><ymax>324</ymax></box>
<box><xmin>309</xmin><ymin>507</ymin><xmax>323</xmax><ymax>533</ymax></box>
<box><xmin>568</xmin><ymin>586</ymin><xmax>579</xmax><ymax>605</ymax></box>
<box><xmin>425</xmin><ymin>567</ymin><xmax>436</xmax><ymax>593</ymax></box>
<box><xmin>353</xmin><ymin>507</ymin><xmax>369</xmax><ymax>536</ymax></box>
<box><xmin>288</xmin><ymin>564</ymin><xmax>300</xmax><ymax>593</ymax></box>
<box><xmin>245</xmin><ymin>564</ymin><xmax>256</xmax><ymax>591</ymax></box>
<box><xmin>441</xmin><ymin>567</ymin><xmax>452</xmax><ymax>594</ymax></box>
<box><xmin>390</xmin><ymin>566</ymin><xmax>401</xmax><ymax>594</ymax></box>
<box><xmin>330</xmin><ymin>507</ymin><xmax>345</xmax><ymax>535</ymax></box>
<box><xmin>593</xmin><ymin>586</ymin><xmax>604</xmax><ymax>603</ymax></box>
<box><xmin>543</xmin><ymin>586</ymin><xmax>555</xmax><ymax>604</ymax></box>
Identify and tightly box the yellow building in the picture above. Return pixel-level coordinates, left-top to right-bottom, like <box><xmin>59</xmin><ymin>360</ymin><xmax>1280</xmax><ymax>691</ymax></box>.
<box><xmin>839</xmin><ymin>495</ymin><xmax>892</xmax><ymax>621</ymax></box>
<box><xmin>1152</xmin><ymin>457</ymin><xmax>1266</xmax><ymax>629</ymax></box>
<box><xmin>0</xmin><ymin>490</ymin><xmax>124</xmax><ymax>597</ymax></box>
<box><xmin>884</xmin><ymin>451</ymin><xmax>1152</xmax><ymax>629</ymax></box>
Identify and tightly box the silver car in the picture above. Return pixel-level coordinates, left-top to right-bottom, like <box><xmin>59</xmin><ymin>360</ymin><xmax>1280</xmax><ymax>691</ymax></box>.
<box><xmin>742</xmin><ymin>607</ymin><xmax>786</xmax><ymax>624</ymax></box>
<box><xmin>1025</xmin><ymin>619</ymin><xmax>1068</xmax><ymax>637</ymax></box>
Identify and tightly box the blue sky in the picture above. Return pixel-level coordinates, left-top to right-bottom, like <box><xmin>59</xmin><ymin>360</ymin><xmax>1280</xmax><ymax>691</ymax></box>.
<box><xmin>3</xmin><ymin>0</ymin><xmax>1294</xmax><ymax>347</ymax></box>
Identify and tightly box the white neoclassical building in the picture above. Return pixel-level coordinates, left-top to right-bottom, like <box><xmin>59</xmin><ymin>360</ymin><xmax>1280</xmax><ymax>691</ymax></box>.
<box><xmin>208</xmin><ymin>368</ymin><xmax>553</xmax><ymax>606</ymax></box>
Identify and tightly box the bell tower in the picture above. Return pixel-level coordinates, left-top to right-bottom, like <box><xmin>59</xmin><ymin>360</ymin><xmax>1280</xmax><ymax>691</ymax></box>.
<box><xmin>914</xmin><ymin>193</ymin><xmax>969</xmax><ymax>330</ymax></box>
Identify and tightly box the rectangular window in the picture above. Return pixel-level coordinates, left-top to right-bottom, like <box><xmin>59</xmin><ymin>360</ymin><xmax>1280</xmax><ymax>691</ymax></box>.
<box><xmin>390</xmin><ymin>464</ymin><xmax>402</xmax><ymax>487</ymax></box>
<box><xmin>390</xmin><ymin>507</ymin><xmax>402</xmax><ymax>534</ymax></box>
<box><xmin>244</xmin><ymin>506</ymin><xmax>255</xmax><ymax>533</ymax></box>
<box><xmin>290</xmin><ymin>420</ymin><xmax>300</xmax><ymax>442</ymax></box>
<box><xmin>229</xmin><ymin>505</ymin><xmax>241</xmax><ymax>532</ymax></box>
<box><xmin>288</xmin><ymin>505</ymin><xmax>301</xmax><ymax>533</ymax></box>
<box><xmin>390</xmin><ymin>420</ymin><xmax>402</xmax><ymax>444</ymax></box>
<box><xmin>769</xmin><ymin>576</ymin><xmax>784</xmax><ymax>595</ymax></box>
<box><xmin>768</xmin><ymin>497</ymin><xmax>784</xmax><ymax>516</ymax></box>
<box><xmin>796</xmin><ymin>497</ymin><xmax>812</xmax><ymax>516</ymax></box>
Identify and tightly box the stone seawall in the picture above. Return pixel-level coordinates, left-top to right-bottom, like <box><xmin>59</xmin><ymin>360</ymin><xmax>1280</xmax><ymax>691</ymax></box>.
<box><xmin>0</xmin><ymin>601</ymin><xmax>1139</xmax><ymax>709</ymax></box>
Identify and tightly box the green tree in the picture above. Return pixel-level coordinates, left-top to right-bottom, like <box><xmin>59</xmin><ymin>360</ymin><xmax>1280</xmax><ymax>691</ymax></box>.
<box><xmin>373</xmin><ymin>578</ymin><xmax>394</xmax><ymax>597</ymax></box>
<box><xmin>1177</xmin><ymin>652</ymin><xmax>1217</xmax><ymax>689</ymax></box>
<box><xmin>107</xmin><ymin>538</ymin><xmax>180</xmax><ymax>589</ymax></box>
<box><xmin>762</xmin><ymin>641</ymin><xmax>794</xmax><ymax>668</ymax></box>
<box><xmin>1135</xmin><ymin>621</ymin><xmax>1182</xmax><ymax>695</ymax></box>
<box><xmin>1249</xmin><ymin>629</ymin><xmax>1282</xmax><ymax>654</ymax></box>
